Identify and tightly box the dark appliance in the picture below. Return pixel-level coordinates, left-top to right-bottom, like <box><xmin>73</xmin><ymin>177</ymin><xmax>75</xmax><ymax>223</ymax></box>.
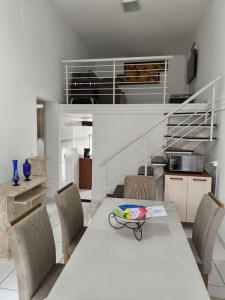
<box><xmin>169</xmin><ymin>154</ymin><xmax>204</xmax><ymax>173</ymax></box>
<box><xmin>84</xmin><ymin>148</ymin><xmax>90</xmax><ymax>158</ymax></box>
<box><xmin>169</xmin><ymin>94</ymin><xmax>193</xmax><ymax>104</ymax></box>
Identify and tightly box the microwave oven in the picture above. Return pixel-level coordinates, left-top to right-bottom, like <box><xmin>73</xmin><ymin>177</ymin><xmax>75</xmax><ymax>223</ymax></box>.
<box><xmin>168</xmin><ymin>154</ymin><xmax>205</xmax><ymax>172</ymax></box>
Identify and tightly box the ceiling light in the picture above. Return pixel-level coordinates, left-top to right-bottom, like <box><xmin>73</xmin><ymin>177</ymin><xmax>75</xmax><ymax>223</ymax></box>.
<box><xmin>122</xmin><ymin>0</ymin><xmax>140</xmax><ymax>13</ymax></box>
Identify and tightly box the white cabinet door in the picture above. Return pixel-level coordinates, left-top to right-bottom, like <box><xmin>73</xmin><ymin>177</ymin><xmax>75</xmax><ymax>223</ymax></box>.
<box><xmin>165</xmin><ymin>175</ymin><xmax>187</xmax><ymax>222</ymax></box>
<box><xmin>187</xmin><ymin>176</ymin><xmax>212</xmax><ymax>223</ymax></box>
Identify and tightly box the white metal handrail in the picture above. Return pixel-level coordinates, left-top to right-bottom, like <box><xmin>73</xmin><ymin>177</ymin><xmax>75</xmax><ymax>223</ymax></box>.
<box><xmin>105</xmin><ymin>111</ymin><xmax>213</xmax><ymax>191</ymax></box>
<box><xmin>149</xmin><ymin>102</ymin><xmax>217</xmax><ymax>157</ymax></box>
<box><xmin>62</xmin><ymin>55</ymin><xmax>172</xmax><ymax>105</ymax></box>
<box><xmin>100</xmin><ymin>76</ymin><xmax>221</xmax><ymax>167</ymax></box>
<box><xmin>62</xmin><ymin>56</ymin><xmax>173</xmax><ymax>63</ymax></box>
<box><xmin>99</xmin><ymin>76</ymin><xmax>221</xmax><ymax>196</ymax></box>
<box><xmin>106</xmin><ymin>99</ymin><xmax>225</xmax><ymax>193</ymax></box>
<box><xmin>151</xmin><ymin>110</ymin><xmax>216</xmax><ymax>160</ymax></box>
<box><xmin>150</xmin><ymin>113</ymin><xmax>216</xmax><ymax>163</ymax></box>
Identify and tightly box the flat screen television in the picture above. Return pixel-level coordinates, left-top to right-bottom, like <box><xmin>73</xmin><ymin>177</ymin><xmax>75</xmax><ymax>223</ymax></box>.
<box><xmin>187</xmin><ymin>49</ymin><xmax>198</xmax><ymax>84</ymax></box>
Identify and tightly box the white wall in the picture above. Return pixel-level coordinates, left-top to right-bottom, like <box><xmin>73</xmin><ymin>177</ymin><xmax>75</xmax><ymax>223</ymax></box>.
<box><xmin>192</xmin><ymin>0</ymin><xmax>225</xmax><ymax>242</ymax></box>
<box><xmin>92</xmin><ymin>111</ymin><xmax>166</xmax><ymax>201</ymax></box>
<box><xmin>0</xmin><ymin>1</ymin><xmax>90</xmax><ymax>192</ymax></box>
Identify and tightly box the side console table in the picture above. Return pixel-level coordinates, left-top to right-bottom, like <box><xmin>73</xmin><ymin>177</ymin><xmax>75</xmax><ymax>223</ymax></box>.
<box><xmin>0</xmin><ymin>156</ymin><xmax>48</xmax><ymax>258</ymax></box>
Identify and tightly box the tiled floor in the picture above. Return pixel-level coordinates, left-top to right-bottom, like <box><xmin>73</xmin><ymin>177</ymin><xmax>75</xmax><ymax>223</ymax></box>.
<box><xmin>0</xmin><ymin>205</ymin><xmax>225</xmax><ymax>299</ymax></box>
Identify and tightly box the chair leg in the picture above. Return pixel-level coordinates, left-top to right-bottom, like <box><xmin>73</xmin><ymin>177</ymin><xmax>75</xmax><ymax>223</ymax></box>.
<box><xmin>202</xmin><ymin>273</ymin><xmax>208</xmax><ymax>288</ymax></box>
<box><xmin>64</xmin><ymin>254</ymin><xmax>70</xmax><ymax>264</ymax></box>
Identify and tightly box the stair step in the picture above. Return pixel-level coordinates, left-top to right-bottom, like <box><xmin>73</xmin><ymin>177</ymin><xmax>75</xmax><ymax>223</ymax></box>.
<box><xmin>167</xmin><ymin>124</ymin><xmax>216</xmax><ymax>127</ymax></box>
<box><xmin>151</xmin><ymin>156</ymin><xmax>167</xmax><ymax>166</ymax></box>
<box><xmin>165</xmin><ymin>147</ymin><xmax>194</xmax><ymax>154</ymax></box>
<box><xmin>138</xmin><ymin>166</ymin><xmax>153</xmax><ymax>176</ymax></box>
<box><xmin>164</xmin><ymin>135</ymin><xmax>216</xmax><ymax>141</ymax></box>
<box><xmin>165</xmin><ymin>112</ymin><xmax>210</xmax><ymax>117</ymax></box>
<box><xmin>107</xmin><ymin>185</ymin><xmax>124</xmax><ymax>198</ymax></box>
<box><xmin>166</xmin><ymin>111</ymin><xmax>210</xmax><ymax>115</ymax></box>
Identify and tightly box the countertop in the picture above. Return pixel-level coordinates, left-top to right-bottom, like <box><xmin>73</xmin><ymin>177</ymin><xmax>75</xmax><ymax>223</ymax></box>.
<box><xmin>165</xmin><ymin>171</ymin><xmax>211</xmax><ymax>177</ymax></box>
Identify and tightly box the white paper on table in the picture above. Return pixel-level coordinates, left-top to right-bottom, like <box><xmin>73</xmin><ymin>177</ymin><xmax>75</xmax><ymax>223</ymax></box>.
<box><xmin>146</xmin><ymin>206</ymin><xmax>167</xmax><ymax>218</ymax></box>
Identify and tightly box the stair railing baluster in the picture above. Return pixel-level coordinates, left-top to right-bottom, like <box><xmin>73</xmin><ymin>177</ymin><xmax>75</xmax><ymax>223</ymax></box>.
<box><xmin>163</xmin><ymin>60</ymin><xmax>168</xmax><ymax>104</ymax></box>
<box><xmin>65</xmin><ymin>63</ymin><xmax>69</xmax><ymax>104</ymax></box>
<box><xmin>113</xmin><ymin>60</ymin><xmax>116</xmax><ymax>105</ymax></box>
<box><xmin>210</xmin><ymin>84</ymin><xmax>216</xmax><ymax>141</ymax></box>
<box><xmin>145</xmin><ymin>135</ymin><xmax>148</xmax><ymax>176</ymax></box>
<box><xmin>104</xmin><ymin>165</ymin><xmax>108</xmax><ymax>197</ymax></box>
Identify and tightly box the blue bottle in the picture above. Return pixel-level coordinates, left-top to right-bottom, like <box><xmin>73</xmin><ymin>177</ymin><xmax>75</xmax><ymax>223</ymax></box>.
<box><xmin>12</xmin><ymin>160</ymin><xmax>20</xmax><ymax>186</ymax></box>
<box><xmin>23</xmin><ymin>159</ymin><xmax>31</xmax><ymax>181</ymax></box>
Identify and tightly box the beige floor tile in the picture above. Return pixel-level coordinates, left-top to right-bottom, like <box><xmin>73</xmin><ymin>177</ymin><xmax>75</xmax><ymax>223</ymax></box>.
<box><xmin>213</xmin><ymin>242</ymin><xmax>225</xmax><ymax>261</ymax></box>
<box><xmin>0</xmin><ymin>260</ymin><xmax>15</xmax><ymax>284</ymax></box>
<box><xmin>0</xmin><ymin>270</ymin><xmax>18</xmax><ymax>291</ymax></box>
<box><xmin>209</xmin><ymin>285</ymin><xmax>225</xmax><ymax>299</ymax></box>
<box><xmin>0</xmin><ymin>288</ymin><xmax>18</xmax><ymax>300</ymax></box>
<box><xmin>215</xmin><ymin>261</ymin><xmax>225</xmax><ymax>284</ymax></box>
<box><xmin>209</xmin><ymin>262</ymin><xmax>225</xmax><ymax>287</ymax></box>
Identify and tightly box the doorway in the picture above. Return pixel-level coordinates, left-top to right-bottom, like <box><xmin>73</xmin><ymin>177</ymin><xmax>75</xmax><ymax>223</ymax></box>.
<box><xmin>60</xmin><ymin>113</ymin><xmax>93</xmax><ymax>201</ymax></box>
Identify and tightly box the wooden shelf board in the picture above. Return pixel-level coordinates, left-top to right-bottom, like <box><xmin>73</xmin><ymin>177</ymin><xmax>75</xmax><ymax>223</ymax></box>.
<box><xmin>0</xmin><ymin>176</ymin><xmax>49</xmax><ymax>198</ymax></box>
<box><xmin>15</xmin><ymin>186</ymin><xmax>48</xmax><ymax>204</ymax></box>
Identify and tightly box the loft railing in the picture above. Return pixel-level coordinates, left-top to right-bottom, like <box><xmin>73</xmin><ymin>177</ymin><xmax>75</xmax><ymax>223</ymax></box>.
<box><xmin>62</xmin><ymin>56</ymin><xmax>173</xmax><ymax>105</ymax></box>
<box><xmin>99</xmin><ymin>76</ymin><xmax>221</xmax><ymax>196</ymax></box>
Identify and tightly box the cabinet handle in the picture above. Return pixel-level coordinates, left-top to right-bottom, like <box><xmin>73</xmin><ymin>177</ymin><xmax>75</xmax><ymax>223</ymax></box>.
<box><xmin>193</xmin><ymin>178</ymin><xmax>207</xmax><ymax>182</ymax></box>
<box><xmin>170</xmin><ymin>177</ymin><xmax>183</xmax><ymax>180</ymax></box>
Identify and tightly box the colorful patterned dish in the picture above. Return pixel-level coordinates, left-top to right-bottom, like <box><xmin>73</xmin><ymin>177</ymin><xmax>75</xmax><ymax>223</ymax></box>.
<box><xmin>113</xmin><ymin>204</ymin><xmax>150</xmax><ymax>221</ymax></box>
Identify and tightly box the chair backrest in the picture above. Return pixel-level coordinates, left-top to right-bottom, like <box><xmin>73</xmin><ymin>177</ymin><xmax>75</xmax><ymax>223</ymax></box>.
<box><xmin>124</xmin><ymin>175</ymin><xmax>156</xmax><ymax>200</ymax></box>
<box><xmin>192</xmin><ymin>192</ymin><xmax>225</xmax><ymax>274</ymax></box>
<box><xmin>7</xmin><ymin>204</ymin><xmax>56</xmax><ymax>300</ymax></box>
<box><xmin>55</xmin><ymin>183</ymin><xmax>84</xmax><ymax>254</ymax></box>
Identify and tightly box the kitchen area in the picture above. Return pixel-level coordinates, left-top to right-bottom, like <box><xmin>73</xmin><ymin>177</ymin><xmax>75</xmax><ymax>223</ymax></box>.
<box><xmin>60</xmin><ymin>113</ymin><xmax>93</xmax><ymax>201</ymax></box>
<box><xmin>164</xmin><ymin>150</ymin><xmax>216</xmax><ymax>223</ymax></box>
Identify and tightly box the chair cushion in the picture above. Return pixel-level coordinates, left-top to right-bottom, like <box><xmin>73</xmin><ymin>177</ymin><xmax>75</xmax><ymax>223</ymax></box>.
<box><xmin>67</xmin><ymin>226</ymin><xmax>87</xmax><ymax>256</ymax></box>
<box><xmin>8</xmin><ymin>207</ymin><xmax>56</xmax><ymax>300</ymax></box>
<box><xmin>31</xmin><ymin>264</ymin><xmax>64</xmax><ymax>300</ymax></box>
<box><xmin>124</xmin><ymin>175</ymin><xmax>156</xmax><ymax>200</ymax></box>
<box><xmin>188</xmin><ymin>238</ymin><xmax>203</xmax><ymax>272</ymax></box>
<box><xmin>192</xmin><ymin>194</ymin><xmax>225</xmax><ymax>274</ymax></box>
<box><xmin>55</xmin><ymin>184</ymin><xmax>84</xmax><ymax>256</ymax></box>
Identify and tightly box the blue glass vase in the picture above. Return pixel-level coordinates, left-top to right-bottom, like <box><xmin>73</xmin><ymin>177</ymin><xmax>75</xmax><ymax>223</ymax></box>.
<box><xmin>23</xmin><ymin>159</ymin><xmax>31</xmax><ymax>181</ymax></box>
<box><xmin>12</xmin><ymin>160</ymin><xmax>20</xmax><ymax>186</ymax></box>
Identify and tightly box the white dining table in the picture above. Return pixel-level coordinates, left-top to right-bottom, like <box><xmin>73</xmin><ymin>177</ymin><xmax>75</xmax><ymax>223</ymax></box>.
<box><xmin>47</xmin><ymin>197</ymin><xmax>210</xmax><ymax>300</ymax></box>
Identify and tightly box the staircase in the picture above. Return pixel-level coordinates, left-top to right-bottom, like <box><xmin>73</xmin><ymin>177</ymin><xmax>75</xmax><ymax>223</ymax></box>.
<box><xmin>100</xmin><ymin>76</ymin><xmax>222</xmax><ymax>198</ymax></box>
<box><xmin>151</xmin><ymin>111</ymin><xmax>217</xmax><ymax>166</ymax></box>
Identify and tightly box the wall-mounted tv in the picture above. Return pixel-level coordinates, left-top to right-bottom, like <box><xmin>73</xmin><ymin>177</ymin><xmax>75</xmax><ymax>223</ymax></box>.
<box><xmin>187</xmin><ymin>48</ymin><xmax>198</xmax><ymax>84</ymax></box>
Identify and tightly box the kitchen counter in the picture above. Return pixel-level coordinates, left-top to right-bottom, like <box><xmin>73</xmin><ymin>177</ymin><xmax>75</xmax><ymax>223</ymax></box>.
<box><xmin>164</xmin><ymin>171</ymin><xmax>211</xmax><ymax>177</ymax></box>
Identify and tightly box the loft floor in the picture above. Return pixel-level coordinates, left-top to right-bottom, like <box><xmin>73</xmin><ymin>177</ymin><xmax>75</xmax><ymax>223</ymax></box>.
<box><xmin>59</xmin><ymin>103</ymin><xmax>209</xmax><ymax>114</ymax></box>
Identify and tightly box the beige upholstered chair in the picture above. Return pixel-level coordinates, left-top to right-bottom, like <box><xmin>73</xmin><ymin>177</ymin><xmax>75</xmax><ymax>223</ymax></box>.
<box><xmin>7</xmin><ymin>204</ymin><xmax>64</xmax><ymax>300</ymax></box>
<box><xmin>55</xmin><ymin>182</ymin><xmax>87</xmax><ymax>264</ymax></box>
<box><xmin>188</xmin><ymin>192</ymin><xmax>225</xmax><ymax>288</ymax></box>
<box><xmin>124</xmin><ymin>175</ymin><xmax>156</xmax><ymax>200</ymax></box>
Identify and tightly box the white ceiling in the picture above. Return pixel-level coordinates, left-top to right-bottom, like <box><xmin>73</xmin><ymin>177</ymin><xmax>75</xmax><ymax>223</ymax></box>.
<box><xmin>51</xmin><ymin>0</ymin><xmax>209</xmax><ymax>58</ymax></box>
